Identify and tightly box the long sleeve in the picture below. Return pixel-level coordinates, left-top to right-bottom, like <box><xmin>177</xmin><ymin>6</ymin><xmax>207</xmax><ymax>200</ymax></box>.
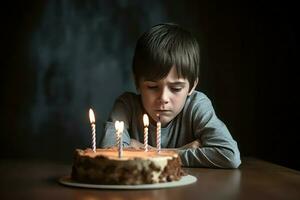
<box><xmin>178</xmin><ymin>93</ymin><xmax>241</xmax><ymax>168</ymax></box>
<box><xmin>99</xmin><ymin>91</ymin><xmax>241</xmax><ymax>168</ymax></box>
<box><xmin>178</xmin><ymin>147</ymin><xmax>241</xmax><ymax>168</ymax></box>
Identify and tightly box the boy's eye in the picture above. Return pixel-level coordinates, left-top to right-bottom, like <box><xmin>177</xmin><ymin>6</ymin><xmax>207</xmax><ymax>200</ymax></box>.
<box><xmin>147</xmin><ymin>85</ymin><xmax>158</xmax><ymax>89</ymax></box>
<box><xmin>171</xmin><ymin>87</ymin><xmax>183</xmax><ymax>92</ymax></box>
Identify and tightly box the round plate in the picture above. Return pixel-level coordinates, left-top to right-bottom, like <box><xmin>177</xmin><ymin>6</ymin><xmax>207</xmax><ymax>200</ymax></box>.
<box><xmin>59</xmin><ymin>175</ymin><xmax>197</xmax><ymax>190</ymax></box>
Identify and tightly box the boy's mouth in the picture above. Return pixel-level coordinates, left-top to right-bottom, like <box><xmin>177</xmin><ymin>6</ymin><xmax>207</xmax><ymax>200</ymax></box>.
<box><xmin>155</xmin><ymin>110</ymin><xmax>171</xmax><ymax>114</ymax></box>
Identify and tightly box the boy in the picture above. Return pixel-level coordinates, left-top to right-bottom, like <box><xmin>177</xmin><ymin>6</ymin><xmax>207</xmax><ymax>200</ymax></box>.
<box><xmin>100</xmin><ymin>23</ymin><xmax>241</xmax><ymax>168</ymax></box>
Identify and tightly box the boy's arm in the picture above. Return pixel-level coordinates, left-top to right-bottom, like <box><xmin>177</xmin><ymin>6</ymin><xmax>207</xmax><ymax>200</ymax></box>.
<box><xmin>177</xmin><ymin>98</ymin><xmax>241</xmax><ymax>168</ymax></box>
<box><xmin>177</xmin><ymin>144</ymin><xmax>241</xmax><ymax>168</ymax></box>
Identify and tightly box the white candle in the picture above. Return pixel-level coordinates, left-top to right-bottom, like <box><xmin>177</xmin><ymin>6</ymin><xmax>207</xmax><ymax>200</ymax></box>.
<box><xmin>115</xmin><ymin>121</ymin><xmax>120</xmax><ymax>149</ymax></box>
<box><xmin>156</xmin><ymin>114</ymin><xmax>161</xmax><ymax>153</ymax></box>
<box><xmin>143</xmin><ymin>114</ymin><xmax>149</xmax><ymax>152</ymax></box>
<box><xmin>89</xmin><ymin>108</ymin><xmax>96</xmax><ymax>152</ymax></box>
<box><xmin>115</xmin><ymin>121</ymin><xmax>124</xmax><ymax>158</ymax></box>
<box><xmin>119</xmin><ymin>121</ymin><xmax>124</xmax><ymax>158</ymax></box>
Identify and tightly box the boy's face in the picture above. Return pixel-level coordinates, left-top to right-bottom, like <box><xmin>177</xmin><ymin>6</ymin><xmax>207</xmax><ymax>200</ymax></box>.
<box><xmin>139</xmin><ymin>66</ymin><xmax>195</xmax><ymax>127</ymax></box>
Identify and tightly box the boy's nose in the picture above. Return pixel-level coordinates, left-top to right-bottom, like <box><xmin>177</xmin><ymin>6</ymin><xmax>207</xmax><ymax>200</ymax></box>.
<box><xmin>158</xmin><ymin>88</ymin><xmax>169</xmax><ymax>104</ymax></box>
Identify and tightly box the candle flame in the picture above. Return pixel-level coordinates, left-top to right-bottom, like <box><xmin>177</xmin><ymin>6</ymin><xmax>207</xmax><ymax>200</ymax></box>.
<box><xmin>89</xmin><ymin>108</ymin><xmax>95</xmax><ymax>123</ymax></box>
<box><xmin>115</xmin><ymin>121</ymin><xmax>120</xmax><ymax>130</ymax></box>
<box><xmin>143</xmin><ymin>114</ymin><xmax>149</xmax><ymax>126</ymax></box>
<box><xmin>119</xmin><ymin>121</ymin><xmax>124</xmax><ymax>132</ymax></box>
<box><xmin>115</xmin><ymin>121</ymin><xmax>124</xmax><ymax>132</ymax></box>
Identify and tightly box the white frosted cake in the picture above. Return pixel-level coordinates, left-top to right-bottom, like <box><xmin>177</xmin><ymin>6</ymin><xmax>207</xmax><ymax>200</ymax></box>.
<box><xmin>71</xmin><ymin>148</ymin><xmax>185</xmax><ymax>185</ymax></box>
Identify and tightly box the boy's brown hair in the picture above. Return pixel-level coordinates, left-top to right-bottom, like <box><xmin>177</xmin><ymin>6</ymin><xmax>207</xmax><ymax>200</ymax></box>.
<box><xmin>132</xmin><ymin>23</ymin><xmax>200</xmax><ymax>91</ymax></box>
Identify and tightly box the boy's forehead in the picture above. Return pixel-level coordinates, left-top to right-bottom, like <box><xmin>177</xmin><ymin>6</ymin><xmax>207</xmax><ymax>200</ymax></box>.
<box><xmin>141</xmin><ymin>77</ymin><xmax>188</xmax><ymax>84</ymax></box>
<box><xmin>141</xmin><ymin>66</ymin><xmax>188</xmax><ymax>82</ymax></box>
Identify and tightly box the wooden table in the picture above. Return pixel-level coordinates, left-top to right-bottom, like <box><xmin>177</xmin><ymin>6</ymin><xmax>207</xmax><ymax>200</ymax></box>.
<box><xmin>0</xmin><ymin>158</ymin><xmax>299</xmax><ymax>200</ymax></box>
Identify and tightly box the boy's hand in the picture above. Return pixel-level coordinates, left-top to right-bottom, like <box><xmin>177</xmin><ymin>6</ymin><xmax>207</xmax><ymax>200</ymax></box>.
<box><xmin>129</xmin><ymin>139</ymin><xmax>144</xmax><ymax>148</ymax></box>
<box><xmin>129</xmin><ymin>139</ymin><xmax>155</xmax><ymax>149</ymax></box>
<box><xmin>178</xmin><ymin>139</ymin><xmax>201</xmax><ymax>150</ymax></box>
<box><xmin>161</xmin><ymin>140</ymin><xmax>201</xmax><ymax>152</ymax></box>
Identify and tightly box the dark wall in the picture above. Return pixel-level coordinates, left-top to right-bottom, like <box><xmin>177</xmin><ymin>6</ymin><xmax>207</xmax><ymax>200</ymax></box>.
<box><xmin>2</xmin><ymin>1</ymin><xmax>298</xmax><ymax>169</ymax></box>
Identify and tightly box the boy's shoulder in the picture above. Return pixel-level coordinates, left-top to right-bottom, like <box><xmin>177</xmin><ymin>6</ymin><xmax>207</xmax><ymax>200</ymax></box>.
<box><xmin>185</xmin><ymin>90</ymin><xmax>213</xmax><ymax>110</ymax></box>
<box><xmin>188</xmin><ymin>90</ymin><xmax>211</xmax><ymax>103</ymax></box>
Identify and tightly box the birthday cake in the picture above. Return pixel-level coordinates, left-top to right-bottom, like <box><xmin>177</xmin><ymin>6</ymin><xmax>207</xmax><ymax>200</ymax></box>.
<box><xmin>71</xmin><ymin>148</ymin><xmax>185</xmax><ymax>185</ymax></box>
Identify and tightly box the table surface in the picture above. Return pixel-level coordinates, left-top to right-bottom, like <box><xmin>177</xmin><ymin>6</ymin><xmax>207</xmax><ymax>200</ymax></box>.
<box><xmin>0</xmin><ymin>157</ymin><xmax>299</xmax><ymax>200</ymax></box>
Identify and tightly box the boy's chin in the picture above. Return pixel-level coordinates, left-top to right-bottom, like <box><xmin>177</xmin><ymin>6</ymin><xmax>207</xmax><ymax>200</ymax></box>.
<box><xmin>160</xmin><ymin>117</ymin><xmax>174</xmax><ymax>127</ymax></box>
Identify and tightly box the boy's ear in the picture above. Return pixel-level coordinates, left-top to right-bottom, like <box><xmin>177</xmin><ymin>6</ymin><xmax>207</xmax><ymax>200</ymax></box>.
<box><xmin>188</xmin><ymin>78</ymin><xmax>198</xmax><ymax>96</ymax></box>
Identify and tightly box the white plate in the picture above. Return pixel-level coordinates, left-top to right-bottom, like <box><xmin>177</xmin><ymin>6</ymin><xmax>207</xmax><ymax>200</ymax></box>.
<box><xmin>59</xmin><ymin>175</ymin><xmax>197</xmax><ymax>190</ymax></box>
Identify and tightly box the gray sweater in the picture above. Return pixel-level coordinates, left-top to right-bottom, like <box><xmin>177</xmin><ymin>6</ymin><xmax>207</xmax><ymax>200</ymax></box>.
<box><xmin>99</xmin><ymin>91</ymin><xmax>241</xmax><ymax>168</ymax></box>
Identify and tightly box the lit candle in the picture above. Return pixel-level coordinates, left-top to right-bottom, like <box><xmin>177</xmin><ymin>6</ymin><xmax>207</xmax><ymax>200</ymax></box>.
<box><xmin>156</xmin><ymin>114</ymin><xmax>161</xmax><ymax>153</ymax></box>
<box><xmin>115</xmin><ymin>121</ymin><xmax>124</xmax><ymax>158</ymax></box>
<box><xmin>89</xmin><ymin>108</ymin><xmax>96</xmax><ymax>153</ymax></box>
<box><xmin>115</xmin><ymin>121</ymin><xmax>120</xmax><ymax>148</ymax></box>
<box><xmin>118</xmin><ymin>121</ymin><xmax>124</xmax><ymax>158</ymax></box>
<box><xmin>143</xmin><ymin>114</ymin><xmax>149</xmax><ymax>152</ymax></box>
